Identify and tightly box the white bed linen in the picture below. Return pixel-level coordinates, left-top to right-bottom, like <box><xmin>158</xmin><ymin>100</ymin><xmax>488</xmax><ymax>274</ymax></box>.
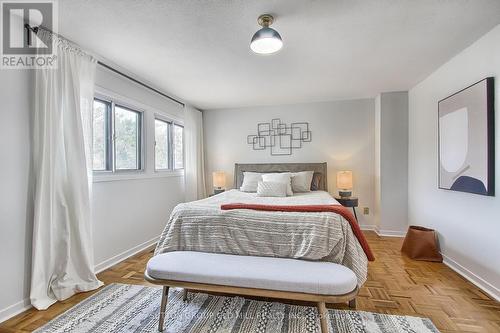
<box><xmin>191</xmin><ymin>189</ymin><xmax>340</xmax><ymax>207</ymax></box>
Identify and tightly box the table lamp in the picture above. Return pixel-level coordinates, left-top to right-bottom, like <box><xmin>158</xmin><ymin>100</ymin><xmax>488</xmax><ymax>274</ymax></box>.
<box><xmin>212</xmin><ymin>171</ymin><xmax>226</xmax><ymax>194</ymax></box>
<box><xmin>336</xmin><ymin>171</ymin><xmax>353</xmax><ymax>198</ymax></box>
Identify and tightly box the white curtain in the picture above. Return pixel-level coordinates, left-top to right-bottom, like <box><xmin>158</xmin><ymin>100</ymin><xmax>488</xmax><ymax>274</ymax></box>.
<box><xmin>30</xmin><ymin>29</ymin><xmax>103</xmax><ymax>310</ymax></box>
<box><xmin>184</xmin><ymin>106</ymin><xmax>207</xmax><ymax>201</ymax></box>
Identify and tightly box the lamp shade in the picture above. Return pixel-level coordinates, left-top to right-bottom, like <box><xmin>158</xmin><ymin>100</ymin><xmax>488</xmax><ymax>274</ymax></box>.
<box><xmin>213</xmin><ymin>171</ymin><xmax>226</xmax><ymax>188</ymax></box>
<box><xmin>336</xmin><ymin>171</ymin><xmax>353</xmax><ymax>190</ymax></box>
<box><xmin>250</xmin><ymin>27</ymin><xmax>283</xmax><ymax>54</ymax></box>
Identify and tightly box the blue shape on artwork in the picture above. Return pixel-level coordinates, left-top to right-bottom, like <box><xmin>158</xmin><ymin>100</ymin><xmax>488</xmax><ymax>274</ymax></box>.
<box><xmin>450</xmin><ymin>176</ymin><xmax>487</xmax><ymax>195</ymax></box>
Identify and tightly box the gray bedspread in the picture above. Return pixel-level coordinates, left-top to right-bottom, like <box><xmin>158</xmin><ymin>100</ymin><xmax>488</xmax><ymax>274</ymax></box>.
<box><xmin>155</xmin><ymin>190</ymin><xmax>368</xmax><ymax>285</ymax></box>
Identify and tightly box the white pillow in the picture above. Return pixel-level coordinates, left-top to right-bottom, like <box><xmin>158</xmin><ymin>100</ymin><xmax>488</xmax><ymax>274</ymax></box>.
<box><xmin>240</xmin><ymin>172</ymin><xmax>263</xmax><ymax>192</ymax></box>
<box><xmin>261</xmin><ymin>173</ymin><xmax>293</xmax><ymax>196</ymax></box>
<box><xmin>257</xmin><ymin>181</ymin><xmax>287</xmax><ymax>197</ymax></box>
<box><xmin>291</xmin><ymin>171</ymin><xmax>314</xmax><ymax>192</ymax></box>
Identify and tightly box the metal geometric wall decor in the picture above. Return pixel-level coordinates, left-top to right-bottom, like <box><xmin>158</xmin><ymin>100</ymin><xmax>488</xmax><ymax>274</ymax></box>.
<box><xmin>247</xmin><ymin>118</ymin><xmax>312</xmax><ymax>155</ymax></box>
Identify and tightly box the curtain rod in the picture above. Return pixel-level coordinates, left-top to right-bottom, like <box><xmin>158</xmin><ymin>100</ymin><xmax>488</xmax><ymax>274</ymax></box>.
<box><xmin>25</xmin><ymin>24</ymin><xmax>185</xmax><ymax>108</ymax></box>
<box><xmin>96</xmin><ymin>61</ymin><xmax>185</xmax><ymax>107</ymax></box>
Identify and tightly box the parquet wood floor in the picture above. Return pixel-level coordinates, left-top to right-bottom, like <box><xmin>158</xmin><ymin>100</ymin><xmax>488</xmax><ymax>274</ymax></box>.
<box><xmin>1</xmin><ymin>231</ymin><xmax>499</xmax><ymax>332</ymax></box>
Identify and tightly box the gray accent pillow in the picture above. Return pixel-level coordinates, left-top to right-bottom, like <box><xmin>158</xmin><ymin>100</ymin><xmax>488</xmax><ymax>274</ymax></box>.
<box><xmin>310</xmin><ymin>173</ymin><xmax>322</xmax><ymax>191</ymax></box>
<box><xmin>291</xmin><ymin>171</ymin><xmax>314</xmax><ymax>192</ymax></box>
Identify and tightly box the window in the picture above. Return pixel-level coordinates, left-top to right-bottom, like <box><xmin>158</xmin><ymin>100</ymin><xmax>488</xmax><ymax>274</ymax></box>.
<box><xmin>92</xmin><ymin>99</ymin><xmax>111</xmax><ymax>171</ymax></box>
<box><xmin>155</xmin><ymin>118</ymin><xmax>170</xmax><ymax>170</ymax></box>
<box><xmin>173</xmin><ymin>124</ymin><xmax>184</xmax><ymax>169</ymax></box>
<box><xmin>92</xmin><ymin>98</ymin><xmax>143</xmax><ymax>172</ymax></box>
<box><xmin>154</xmin><ymin>117</ymin><xmax>184</xmax><ymax>171</ymax></box>
<box><xmin>114</xmin><ymin>106</ymin><xmax>141</xmax><ymax>170</ymax></box>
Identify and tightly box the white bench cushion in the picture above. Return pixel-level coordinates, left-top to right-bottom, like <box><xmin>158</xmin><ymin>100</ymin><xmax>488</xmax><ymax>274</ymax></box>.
<box><xmin>147</xmin><ymin>252</ymin><xmax>357</xmax><ymax>295</ymax></box>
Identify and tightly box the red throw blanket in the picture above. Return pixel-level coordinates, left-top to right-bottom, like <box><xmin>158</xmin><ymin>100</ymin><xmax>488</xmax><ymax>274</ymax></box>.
<box><xmin>220</xmin><ymin>203</ymin><xmax>375</xmax><ymax>261</ymax></box>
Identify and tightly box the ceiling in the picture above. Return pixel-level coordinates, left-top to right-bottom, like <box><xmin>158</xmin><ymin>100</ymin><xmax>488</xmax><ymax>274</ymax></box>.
<box><xmin>59</xmin><ymin>0</ymin><xmax>500</xmax><ymax>110</ymax></box>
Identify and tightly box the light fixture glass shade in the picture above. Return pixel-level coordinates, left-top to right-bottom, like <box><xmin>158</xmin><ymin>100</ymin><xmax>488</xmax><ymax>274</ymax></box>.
<box><xmin>336</xmin><ymin>171</ymin><xmax>353</xmax><ymax>190</ymax></box>
<box><xmin>250</xmin><ymin>27</ymin><xmax>283</xmax><ymax>54</ymax></box>
<box><xmin>213</xmin><ymin>171</ymin><xmax>226</xmax><ymax>188</ymax></box>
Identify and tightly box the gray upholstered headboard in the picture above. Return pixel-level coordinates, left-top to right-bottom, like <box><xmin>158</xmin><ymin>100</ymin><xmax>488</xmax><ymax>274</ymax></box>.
<box><xmin>234</xmin><ymin>163</ymin><xmax>328</xmax><ymax>191</ymax></box>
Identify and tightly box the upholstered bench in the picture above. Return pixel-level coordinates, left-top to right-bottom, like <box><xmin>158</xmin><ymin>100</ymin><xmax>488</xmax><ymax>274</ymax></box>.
<box><xmin>145</xmin><ymin>251</ymin><xmax>358</xmax><ymax>333</ymax></box>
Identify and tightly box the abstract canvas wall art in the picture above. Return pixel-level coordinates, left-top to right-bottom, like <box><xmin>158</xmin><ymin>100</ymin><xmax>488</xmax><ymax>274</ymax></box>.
<box><xmin>438</xmin><ymin>77</ymin><xmax>495</xmax><ymax>196</ymax></box>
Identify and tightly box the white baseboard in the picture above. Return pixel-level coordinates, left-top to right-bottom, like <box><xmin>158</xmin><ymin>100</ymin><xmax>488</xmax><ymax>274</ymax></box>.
<box><xmin>442</xmin><ymin>253</ymin><xmax>500</xmax><ymax>302</ymax></box>
<box><xmin>360</xmin><ymin>224</ymin><xmax>406</xmax><ymax>237</ymax></box>
<box><xmin>360</xmin><ymin>224</ymin><xmax>376</xmax><ymax>231</ymax></box>
<box><xmin>376</xmin><ymin>230</ymin><xmax>406</xmax><ymax>237</ymax></box>
<box><xmin>0</xmin><ymin>298</ymin><xmax>31</xmax><ymax>325</ymax></box>
<box><xmin>0</xmin><ymin>236</ymin><xmax>159</xmax><ymax>324</ymax></box>
<box><xmin>94</xmin><ymin>236</ymin><xmax>159</xmax><ymax>273</ymax></box>
<box><xmin>374</xmin><ymin>226</ymin><xmax>406</xmax><ymax>237</ymax></box>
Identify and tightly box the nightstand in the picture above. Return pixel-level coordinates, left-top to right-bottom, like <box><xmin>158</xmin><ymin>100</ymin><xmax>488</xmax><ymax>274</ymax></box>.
<box><xmin>209</xmin><ymin>190</ymin><xmax>225</xmax><ymax>197</ymax></box>
<box><xmin>334</xmin><ymin>196</ymin><xmax>359</xmax><ymax>222</ymax></box>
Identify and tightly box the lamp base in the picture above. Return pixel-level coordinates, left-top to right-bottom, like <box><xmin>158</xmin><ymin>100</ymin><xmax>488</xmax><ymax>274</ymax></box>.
<box><xmin>338</xmin><ymin>190</ymin><xmax>352</xmax><ymax>198</ymax></box>
<box><xmin>214</xmin><ymin>188</ymin><xmax>225</xmax><ymax>195</ymax></box>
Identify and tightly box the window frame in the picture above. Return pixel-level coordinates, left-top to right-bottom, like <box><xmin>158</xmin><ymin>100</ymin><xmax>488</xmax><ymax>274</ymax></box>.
<box><xmin>113</xmin><ymin>103</ymin><xmax>144</xmax><ymax>172</ymax></box>
<box><xmin>92</xmin><ymin>98</ymin><xmax>113</xmax><ymax>172</ymax></box>
<box><xmin>154</xmin><ymin>114</ymin><xmax>173</xmax><ymax>172</ymax></box>
<box><xmin>154</xmin><ymin>114</ymin><xmax>184</xmax><ymax>172</ymax></box>
<box><xmin>92</xmin><ymin>94</ymin><xmax>145</xmax><ymax>174</ymax></box>
<box><xmin>172</xmin><ymin>123</ymin><xmax>184</xmax><ymax>170</ymax></box>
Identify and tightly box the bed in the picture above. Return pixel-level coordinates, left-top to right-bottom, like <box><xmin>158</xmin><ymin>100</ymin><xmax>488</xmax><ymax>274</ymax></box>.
<box><xmin>155</xmin><ymin>163</ymin><xmax>369</xmax><ymax>285</ymax></box>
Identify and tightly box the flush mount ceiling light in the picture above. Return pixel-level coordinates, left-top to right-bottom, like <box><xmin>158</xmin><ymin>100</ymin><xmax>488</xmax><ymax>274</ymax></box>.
<box><xmin>250</xmin><ymin>14</ymin><xmax>283</xmax><ymax>55</ymax></box>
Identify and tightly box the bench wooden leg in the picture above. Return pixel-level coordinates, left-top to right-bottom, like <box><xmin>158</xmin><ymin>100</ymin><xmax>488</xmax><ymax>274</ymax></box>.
<box><xmin>182</xmin><ymin>288</ymin><xmax>188</xmax><ymax>301</ymax></box>
<box><xmin>317</xmin><ymin>302</ymin><xmax>329</xmax><ymax>333</ymax></box>
<box><xmin>158</xmin><ymin>286</ymin><xmax>169</xmax><ymax>332</ymax></box>
<box><xmin>348</xmin><ymin>297</ymin><xmax>356</xmax><ymax>309</ymax></box>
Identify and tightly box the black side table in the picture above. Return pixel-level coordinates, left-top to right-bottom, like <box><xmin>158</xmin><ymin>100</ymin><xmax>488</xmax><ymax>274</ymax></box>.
<box><xmin>334</xmin><ymin>196</ymin><xmax>359</xmax><ymax>222</ymax></box>
<box><xmin>209</xmin><ymin>189</ymin><xmax>225</xmax><ymax>197</ymax></box>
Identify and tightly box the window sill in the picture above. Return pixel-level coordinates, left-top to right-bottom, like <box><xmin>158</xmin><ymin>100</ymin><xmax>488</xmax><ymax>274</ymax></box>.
<box><xmin>93</xmin><ymin>170</ymin><xmax>184</xmax><ymax>183</ymax></box>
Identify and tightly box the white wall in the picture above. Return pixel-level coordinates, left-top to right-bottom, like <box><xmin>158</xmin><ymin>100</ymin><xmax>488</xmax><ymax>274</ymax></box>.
<box><xmin>0</xmin><ymin>61</ymin><xmax>187</xmax><ymax>321</ymax></box>
<box><xmin>203</xmin><ymin>99</ymin><xmax>376</xmax><ymax>227</ymax></box>
<box><xmin>409</xmin><ymin>24</ymin><xmax>500</xmax><ymax>300</ymax></box>
<box><xmin>0</xmin><ymin>67</ymin><xmax>34</xmax><ymax>322</ymax></box>
<box><xmin>375</xmin><ymin>92</ymin><xmax>409</xmax><ymax>236</ymax></box>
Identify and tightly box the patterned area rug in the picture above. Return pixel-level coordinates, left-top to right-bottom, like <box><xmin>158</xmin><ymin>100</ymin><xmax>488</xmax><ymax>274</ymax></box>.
<box><xmin>35</xmin><ymin>284</ymin><xmax>440</xmax><ymax>333</ymax></box>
